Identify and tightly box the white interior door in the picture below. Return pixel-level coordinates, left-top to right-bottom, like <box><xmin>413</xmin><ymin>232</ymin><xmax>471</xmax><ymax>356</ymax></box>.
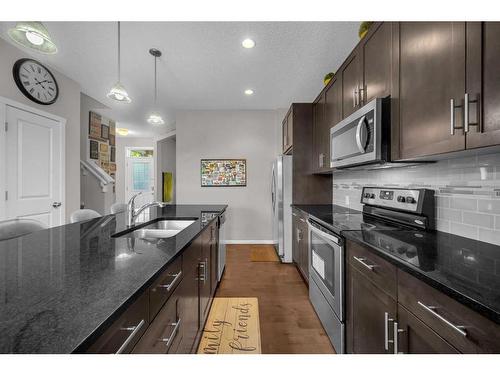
<box><xmin>126</xmin><ymin>156</ymin><xmax>155</xmax><ymax>207</ymax></box>
<box><xmin>5</xmin><ymin>105</ymin><xmax>63</xmax><ymax>227</ymax></box>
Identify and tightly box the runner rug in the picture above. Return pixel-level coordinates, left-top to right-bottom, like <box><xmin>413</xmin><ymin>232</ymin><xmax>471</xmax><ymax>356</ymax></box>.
<box><xmin>197</xmin><ymin>297</ymin><xmax>261</xmax><ymax>354</ymax></box>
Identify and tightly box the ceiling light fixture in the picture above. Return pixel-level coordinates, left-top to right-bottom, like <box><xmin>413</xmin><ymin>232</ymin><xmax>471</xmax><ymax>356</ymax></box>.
<box><xmin>241</xmin><ymin>38</ymin><xmax>256</xmax><ymax>49</ymax></box>
<box><xmin>8</xmin><ymin>22</ymin><xmax>57</xmax><ymax>54</ymax></box>
<box><xmin>116</xmin><ymin>128</ymin><xmax>129</xmax><ymax>136</ymax></box>
<box><xmin>244</xmin><ymin>89</ymin><xmax>254</xmax><ymax>96</ymax></box>
<box><xmin>147</xmin><ymin>48</ymin><xmax>165</xmax><ymax>126</ymax></box>
<box><xmin>107</xmin><ymin>22</ymin><xmax>131</xmax><ymax>103</ymax></box>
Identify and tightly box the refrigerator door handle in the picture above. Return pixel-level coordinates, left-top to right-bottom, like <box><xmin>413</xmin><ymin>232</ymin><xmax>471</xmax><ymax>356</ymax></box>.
<box><xmin>271</xmin><ymin>164</ymin><xmax>276</xmax><ymax>212</ymax></box>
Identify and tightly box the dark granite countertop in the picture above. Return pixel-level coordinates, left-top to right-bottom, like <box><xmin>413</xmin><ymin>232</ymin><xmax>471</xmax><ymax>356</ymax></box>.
<box><xmin>293</xmin><ymin>204</ymin><xmax>500</xmax><ymax>325</ymax></box>
<box><xmin>0</xmin><ymin>205</ymin><xmax>227</xmax><ymax>353</ymax></box>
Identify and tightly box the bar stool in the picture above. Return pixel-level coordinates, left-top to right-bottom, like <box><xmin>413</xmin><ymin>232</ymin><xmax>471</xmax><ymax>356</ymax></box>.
<box><xmin>0</xmin><ymin>218</ymin><xmax>48</xmax><ymax>241</ymax></box>
<box><xmin>70</xmin><ymin>209</ymin><xmax>101</xmax><ymax>223</ymax></box>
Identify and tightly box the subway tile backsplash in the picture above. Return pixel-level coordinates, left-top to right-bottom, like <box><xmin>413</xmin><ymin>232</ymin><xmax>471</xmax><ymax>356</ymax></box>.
<box><xmin>332</xmin><ymin>153</ymin><xmax>500</xmax><ymax>246</ymax></box>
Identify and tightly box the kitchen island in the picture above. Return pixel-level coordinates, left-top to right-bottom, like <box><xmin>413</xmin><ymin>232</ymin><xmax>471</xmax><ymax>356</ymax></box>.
<box><xmin>0</xmin><ymin>205</ymin><xmax>227</xmax><ymax>353</ymax></box>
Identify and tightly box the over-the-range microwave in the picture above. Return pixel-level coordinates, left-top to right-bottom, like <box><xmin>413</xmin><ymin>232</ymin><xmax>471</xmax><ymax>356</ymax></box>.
<box><xmin>330</xmin><ymin>98</ymin><xmax>389</xmax><ymax>169</ymax></box>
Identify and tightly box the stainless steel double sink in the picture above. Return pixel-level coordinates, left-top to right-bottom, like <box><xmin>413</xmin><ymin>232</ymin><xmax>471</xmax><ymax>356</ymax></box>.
<box><xmin>114</xmin><ymin>219</ymin><xmax>197</xmax><ymax>239</ymax></box>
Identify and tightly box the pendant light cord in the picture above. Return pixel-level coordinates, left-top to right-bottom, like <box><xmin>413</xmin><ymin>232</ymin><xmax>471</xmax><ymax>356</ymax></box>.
<box><xmin>154</xmin><ymin>55</ymin><xmax>157</xmax><ymax>105</ymax></box>
<box><xmin>118</xmin><ymin>21</ymin><xmax>121</xmax><ymax>82</ymax></box>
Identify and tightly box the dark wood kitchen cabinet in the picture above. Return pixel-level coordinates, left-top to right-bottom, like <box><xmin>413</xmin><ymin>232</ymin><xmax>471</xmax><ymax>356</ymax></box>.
<box><xmin>341</xmin><ymin>48</ymin><xmax>362</xmax><ymax>118</ymax></box>
<box><xmin>465</xmin><ymin>22</ymin><xmax>500</xmax><ymax>149</ymax></box>
<box><xmin>292</xmin><ymin>209</ymin><xmax>309</xmax><ymax>283</ymax></box>
<box><xmin>396</xmin><ymin>22</ymin><xmax>467</xmax><ymax>159</ymax></box>
<box><xmin>312</xmin><ymin>92</ymin><xmax>328</xmax><ymax>172</ymax></box>
<box><xmin>346</xmin><ymin>241</ymin><xmax>397</xmax><ymax>354</ymax></box>
<box><xmin>282</xmin><ymin>108</ymin><xmax>293</xmax><ymax>154</ymax></box>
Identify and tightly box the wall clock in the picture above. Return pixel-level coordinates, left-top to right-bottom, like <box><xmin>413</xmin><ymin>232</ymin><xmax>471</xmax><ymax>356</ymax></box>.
<box><xmin>12</xmin><ymin>58</ymin><xmax>59</xmax><ymax>105</ymax></box>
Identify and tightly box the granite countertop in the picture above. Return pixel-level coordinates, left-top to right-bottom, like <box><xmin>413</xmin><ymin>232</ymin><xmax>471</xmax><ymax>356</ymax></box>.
<box><xmin>0</xmin><ymin>205</ymin><xmax>227</xmax><ymax>353</ymax></box>
<box><xmin>293</xmin><ymin>204</ymin><xmax>500</xmax><ymax>325</ymax></box>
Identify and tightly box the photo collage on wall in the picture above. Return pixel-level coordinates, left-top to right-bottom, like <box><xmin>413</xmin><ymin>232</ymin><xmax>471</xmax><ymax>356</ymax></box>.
<box><xmin>201</xmin><ymin>159</ymin><xmax>247</xmax><ymax>187</ymax></box>
<box><xmin>88</xmin><ymin>111</ymin><xmax>117</xmax><ymax>180</ymax></box>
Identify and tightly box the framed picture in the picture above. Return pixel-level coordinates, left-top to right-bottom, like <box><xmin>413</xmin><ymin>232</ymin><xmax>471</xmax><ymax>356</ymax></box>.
<box><xmin>99</xmin><ymin>143</ymin><xmax>109</xmax><ymax>153</ymax></box>
<box><xmin>89</xmin><ymin>140</ymin><xmax>99</xmax><ymax>159</ymax></box>
<box><xmin>110</xmin><ymin>146</ymin><xmax>116</xmax><ymax>162</ymax></box>
<box><xmin>101</xmin><ymin>124</ymin><xmax>109</xmax><ymax>140</ymax></box>
<box><xmin>89</xmin><ymin>111</ymin><xmax>101</xmax><ymax>139</ymax></box>
<box><xmin>109</xmin><ymin>134</ymin><xmax>115</xmax><ymax>146</ymax></box>
<box><xmin>201</xmin><ymin>159</ymin><xmax>246</xmax><ymax>187</ymax></box>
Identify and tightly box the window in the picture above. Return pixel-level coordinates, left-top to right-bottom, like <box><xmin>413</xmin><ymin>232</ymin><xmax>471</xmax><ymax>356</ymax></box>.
<box><xmin>128</xmin><ymin>149</ymin><xmax>153</xmax><ymax>158</ymax></box>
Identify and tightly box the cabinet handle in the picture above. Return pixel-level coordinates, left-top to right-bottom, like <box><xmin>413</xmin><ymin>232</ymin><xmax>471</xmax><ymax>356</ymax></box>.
<box><xmin>417</xmin><ymin>301</ymin><xmax>467</xmax><ymax>337</ymax></box>
<box><xmin>450</xmin><ymin>98</ymin><xmax>464</xmax><ymax>135</ymax></box>
<box><xmin>158</xmin><ymin>318</ymin><xmax>182</xmax><ymax>350</ymax></box>
<box><xmin>393</xmin><ymin>321</ymin><xmax>404</xmax><ymax>354</ymax></box>
<box><xmin>116</xmin><ymin>319</ymin><xmax>145</xmax><ymax>354</ymax></box>
<box><xmin>198</xmin><ymin>262</ymin><xmax>206</xmax><ymax>282</ymax></box>
<box><xmin>464</xmin><ymin>93</ymin><xmax>480</xmax><ymax>133</ymax></box>
<box><xmin>353</xmin><ymin>256</ymin><xmax>375</xmax><ymax>271</ymax></box>
<box><xmin>319</xmin><ymin>153</ymin><xmax>324</xmax><ymax>168</ymax></box>
<box><xmin>384</xmin><ymin>312</ymin><xmax>394</xmax><ymax>351</ymax></box>
<box><xmin>158</xmin><ymin>271</ymin><xmax>182</xmax><ymax>292</ymax></box>
<box><xmin>358</xmin><ymin>85</ymin><xmax>365</xmax><ymax>106</ymax></box>
<box><xmin>353</xmin><ymin>88</ymin><xmax>358</xmax><ymax>108</ymax></box>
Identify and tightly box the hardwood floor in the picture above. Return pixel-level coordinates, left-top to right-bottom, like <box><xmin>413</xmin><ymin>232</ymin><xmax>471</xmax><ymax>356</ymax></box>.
<box><xmin>216</xmin><ymin>244</ymin><xmax>335</xmax><ymax>354</ymax></box>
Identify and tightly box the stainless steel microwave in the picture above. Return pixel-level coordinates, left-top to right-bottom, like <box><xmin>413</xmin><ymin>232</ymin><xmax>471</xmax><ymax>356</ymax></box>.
<box><xmin>330</xmin><ymin>98</ymin><xmax>386</xmax><ymax>169</ymax></box>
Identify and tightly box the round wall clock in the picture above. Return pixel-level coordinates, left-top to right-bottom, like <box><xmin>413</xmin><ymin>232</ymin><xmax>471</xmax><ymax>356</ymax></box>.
<box><xmin>12</xmin><ymin>58</ymin><xmax>59</xmax><ymax>105</ymax></box>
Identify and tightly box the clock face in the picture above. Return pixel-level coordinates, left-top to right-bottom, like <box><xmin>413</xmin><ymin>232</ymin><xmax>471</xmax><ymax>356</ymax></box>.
<box><xmin>13</xmin><ymin>58</ymin><xmax>59</xmax><ymax>105</ymax></box>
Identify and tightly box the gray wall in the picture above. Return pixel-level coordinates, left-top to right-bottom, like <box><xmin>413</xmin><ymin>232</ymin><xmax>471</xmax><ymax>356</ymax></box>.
<box><xmin>0</xmin><ymin>38</ymin><xmax>81</xmax><ymax>221</ymax></box>
<box><xmin>333</xmin><ymin>153</ymin><xmax>500</xmax><ymax>246</ymax></box>
<box><xmin>115</xmin><ymin>137</ymin><xmax>155</xmax><ymax>204</ymax></box>
<box><xmin>157</xmin><ymin>137</ymin><xmax>177</xmax><ymax>203</ymax></box>
<box><xmin>79</xmin><ymin>93</ymin><xmax>115</xmax><ymax>214</ymax></box>
<box><xmin>176</xmin><ymin>110</ymin><xmax>280</xmax><ymax>242</ymax></box>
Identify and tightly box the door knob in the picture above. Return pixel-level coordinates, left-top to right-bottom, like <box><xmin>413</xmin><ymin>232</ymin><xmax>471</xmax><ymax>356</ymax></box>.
<box><xmin>52</xmin><ymin>202</ymin><xmax>62</xmax><ymax>208</ymax></box>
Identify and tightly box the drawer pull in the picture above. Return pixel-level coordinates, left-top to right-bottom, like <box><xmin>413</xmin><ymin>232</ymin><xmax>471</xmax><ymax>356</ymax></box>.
<box><xmin>417</xmin><ymin>301</ymin><xmax>467</xmax><ymax>337</ymax></box>
<box><xmin>353</xmin><ymin>256</ymin><xmax>375</xmax><ymax>271</ymax></box>
<box><xmin>116</xmin><ymin>319</ymin><xmax>145</xmax><ymax>354</ymax></box>
<box><xmin>384</xmin><ymin>312</ymin><xmax>394</xmax><ymax>351</ymax></box>
<box><xmin>158</xmin><ymin>318</ymin><xmax>182</xmax><ymax>350</ymax></box>
<box><xmin>158</xmin><ymin>271</ymin><xmax>183</xmax><ymax>292</ymax></box>
<box><xmin>393</xmin><ymin>321</ymin><xmax>405</xmax><ymax>354</ymax></box>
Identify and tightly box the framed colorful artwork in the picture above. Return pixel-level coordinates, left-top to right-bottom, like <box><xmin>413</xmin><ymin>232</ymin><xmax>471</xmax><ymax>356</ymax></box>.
<box><xmin>201</xmin><ymin>159</ymin><xmax>247</xmax><ymax>187</ymax></box>
<box><xmin>89</xmin><ymin>140</ymin><xmax>99</xmax><ymax>159</ymax></box>
<box><xmin>110</xmin><ymin>146</ymin><xmax>116</xmax><ymax>162</ymax></box>
<box><xmin>99</xmin><ymin>143</ymin><xmax>109</xmax><ymax>153</ymax></box>
<box><xmin>101</xmin><ymin>124</ymin><xmax>109</xmax><ymax>140</ymax></box>
<box><xmin>89</xmin><ymin>111</ymin><xmax>101</xmax><ymax>139</ymax></box>
<box><xmin>109</xmin><ymin>134</ymin><xmax>115</xmax><ymax>146</ymax></box>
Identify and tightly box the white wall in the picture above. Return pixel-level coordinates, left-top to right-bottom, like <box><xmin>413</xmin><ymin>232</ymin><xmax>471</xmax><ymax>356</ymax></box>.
<box><xmin>176</xmin><ymin>110</ymin><xmax>280</xmax><ymax>242</ymax></box>
<box><xmin>0</xmin><ymin>38</ymin><xmax>81</xmax><ymax>221</ymax></box>
<box><xmin>115</xmin><ymin>137</ymin><xmax>155</xmax><ymax>204</ymax></box>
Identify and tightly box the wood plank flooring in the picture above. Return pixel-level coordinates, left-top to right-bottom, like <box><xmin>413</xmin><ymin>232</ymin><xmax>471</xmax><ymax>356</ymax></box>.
<box><xmin>216</xmin><ymin>244</ymin><xmax>335</xmax><ymax>354</ymax></box>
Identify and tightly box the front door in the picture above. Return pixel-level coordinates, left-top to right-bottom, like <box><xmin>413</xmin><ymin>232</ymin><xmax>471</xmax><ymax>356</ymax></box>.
<box><xmin>126</xmin><ymin>149</ymin><xmax>155</xmax><ymax>207</ymax></box>
<box><xmin>5</xmin><ymin>105</ymin><xmax>64</xmax><ymax>227</ymax></box>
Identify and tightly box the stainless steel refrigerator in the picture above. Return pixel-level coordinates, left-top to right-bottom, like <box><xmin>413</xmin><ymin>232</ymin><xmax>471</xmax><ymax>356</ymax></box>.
<box><xmin>271</xmin><ymin>155</ymin><xmax>292</xmax><ymax>263</ymax></box>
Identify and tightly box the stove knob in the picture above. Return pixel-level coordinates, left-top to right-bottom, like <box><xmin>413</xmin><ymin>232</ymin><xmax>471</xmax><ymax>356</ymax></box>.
<box><xmin>370</xmin><ymin>193</ymin><xmax>376</xmax><ymax>199</ymax></box>
<box><xmin>363</xmin><ymin>193</ymin><xmax>370</xmax><ymax>199</ymax></box>
<box><xmin>397</xmin><ymin>196</ymin><xmax>406</xmax><ymax>203</ymax></box>
<box><xmin>406</xmin><ymin>196</ymin><xmax>416</xmax><ymax>204</ymax></box>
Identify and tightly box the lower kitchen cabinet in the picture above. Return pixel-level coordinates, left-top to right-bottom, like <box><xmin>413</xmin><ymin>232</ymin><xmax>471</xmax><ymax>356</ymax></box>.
<box><xmin>396</xmin><ymin>304</ymin><xmax>459</xmax><ymax>354</ymax></box>
<box><xmin>346</xmin><ymin>264</ymin><xmax>396</xmax><ymax>354</ymax></box>
<box><xmin>292</xmin><ymin>210</ymin><xmax>309</xmax><ymax>283</ymax></box>
<box><xmin>86</xmin><ymin>218</ymin><xmax>221</xmax><ymax>354</ymax></box>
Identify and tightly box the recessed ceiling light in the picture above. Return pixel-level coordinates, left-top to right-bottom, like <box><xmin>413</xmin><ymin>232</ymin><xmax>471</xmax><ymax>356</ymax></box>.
<box><xmin>242</xmin><ymin>38</ymin><xmax>256</xmax><ymax>49</ymax></box>
<box><xmin>116</xmin><ymin>128</ymin><xmax>129</xmax><ymax>136</ymax></box>
<box><xmin>244</xmin><ymin>89</ymin><xmax>254</xmax><ymax>96</ymax></box>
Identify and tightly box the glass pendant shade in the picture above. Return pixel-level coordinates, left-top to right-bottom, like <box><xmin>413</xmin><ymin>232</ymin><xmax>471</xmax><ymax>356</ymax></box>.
<box><xmin>107</xmin><ymin>81</ymin><xmax>131</xmax><ymax>103</ymax></box>
<box><xmin>8</xmin><ymin>22</ymin><xmax>57</xmax><ymax>54</ymax></box>
<box><xmin>147</xmin><ymin>112</ymin><xmax>165</xmax><ymax>125</ymax></box>
<box><xmin>108</xmin><ymin>22</ymin><xmax>131</xmax><ymax>103</ymax></box>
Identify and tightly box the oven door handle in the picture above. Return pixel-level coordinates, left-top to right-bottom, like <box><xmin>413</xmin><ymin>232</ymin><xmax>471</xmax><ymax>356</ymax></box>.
<box><xmin>307</xmin><ymin>220</ymin><xmax>340</xmax><ymax>244</ymax></box>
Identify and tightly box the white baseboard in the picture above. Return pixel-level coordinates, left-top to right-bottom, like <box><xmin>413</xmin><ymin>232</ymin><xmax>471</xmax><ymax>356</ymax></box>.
<box><xmin>225</xmin><ymin>240</ymin><xmax>274</xmax><ymax>245</ymax></box>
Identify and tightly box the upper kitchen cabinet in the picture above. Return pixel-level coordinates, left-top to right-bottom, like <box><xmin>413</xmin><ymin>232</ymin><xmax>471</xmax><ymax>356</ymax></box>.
<box><xmin>341</xmin><ymin>48</ymin><xmax>362</xmax><ymax>118</ymax></box>
<box><xmin>395</xmin><ymin>22</ymin><xmax>467</xmax><ymax>159</ymax></box>
<box><xmin>282</xmin><ymin>108</ymin><xmax>293</xmax><ymax>154</ymax></box>
<box><xmin>465</xmin><ymin>22</ymin><xmax>500</xmax><ymax>149</ymax></box>
<box><xmin>312</xmin><ymin>92</ymin><xmax>328</xmax><ymax>171</ymax></box>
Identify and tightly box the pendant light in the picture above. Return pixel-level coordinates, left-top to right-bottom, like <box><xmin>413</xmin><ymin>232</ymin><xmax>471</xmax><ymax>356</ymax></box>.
<box><xmin>147</xmin><ymin>48</ymin><xmax>165</xmax><ymax>125</ymax></box>
<box><xmin>8</xmin><ymin>22</ymin><xmax>57</xmax><ymax>54</ymax></box>
<box><xmin>107</xmin><ymin>22</ymin><xmax>131</xmax><ymax>103</ymax></box>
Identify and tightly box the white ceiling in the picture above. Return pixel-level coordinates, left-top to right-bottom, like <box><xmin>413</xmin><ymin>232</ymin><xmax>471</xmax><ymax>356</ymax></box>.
<box><xmin>0</xmin><ymin>22</ymin><xmax>359</xmax><ymax>137</ymax></box>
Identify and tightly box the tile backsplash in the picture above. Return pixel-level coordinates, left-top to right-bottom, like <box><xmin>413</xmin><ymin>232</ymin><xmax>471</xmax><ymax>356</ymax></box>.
<box><xmin>332</xmin><ymin>153</ymin><xmax>500</xmax><ymax>246</ymax></box>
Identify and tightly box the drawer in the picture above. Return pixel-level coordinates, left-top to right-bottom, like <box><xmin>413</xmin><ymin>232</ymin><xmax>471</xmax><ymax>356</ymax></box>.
<box><xmin>133</xmin><ymin>283</ymin><xmax>182</xmax><ymax>354</ymax></box>
<box><xmin>86</xmin><ymin>292</ymin><xmax>149</xmax><ymax>354</ymax></box>
<box><xmin>149</xmin><ymin>255</ymin><xmax>183</xmax><ymax>321</ymax></box>
<box><xmin>398</xmin><ymin>270</ymin><xmax>500</xmax><ymax>353</ymax></box>
<box><xmin>347</xmin><ymin>240</ymin><xmax>397</xmax><ymax>299</ymax></box>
